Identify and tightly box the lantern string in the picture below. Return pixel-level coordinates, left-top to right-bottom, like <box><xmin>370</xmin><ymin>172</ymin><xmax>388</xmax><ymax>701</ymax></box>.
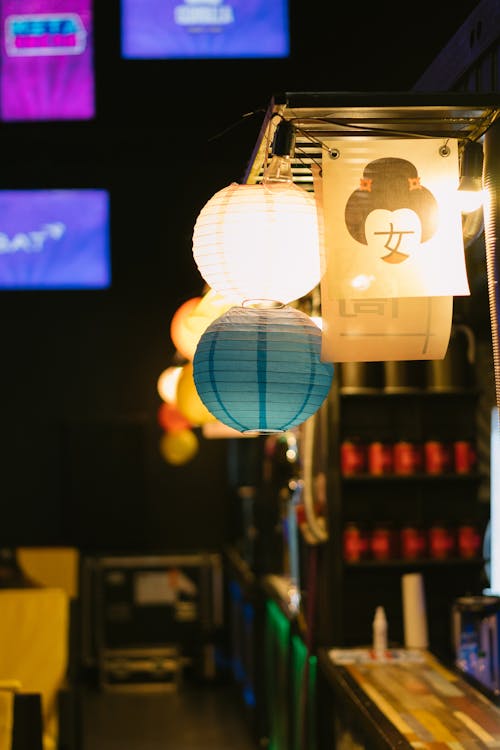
<box><xmin>301</xmin><ymin>413</ymin><xmax>328</xmax><ymax>543</ymax></box>
<box><xmin>206</xmin><ymin>107</ymin><xmax>268</xmax><ymax>143</ymax></box>
<box><xmin>265</xmin><ymin>120</ymin><xmax>460</xmax><ymax>177</ymax></box>
<box><xmin>290</xmin><ymin>116</ymin><xmax>444</xmax><ymax>140</ymax></box>
<box><xmin>208</xmin><ymin>107</ymin><xmax>473</xmax><ymax>158</ymax></box>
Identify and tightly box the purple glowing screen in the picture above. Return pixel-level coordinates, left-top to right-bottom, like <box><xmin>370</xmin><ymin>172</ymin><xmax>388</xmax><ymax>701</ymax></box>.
<box><xmin>0</xmin><ymin>190</ymin><xmax>111</xmax><ymax>290</ymax></box>
<box><xmin>0</xmin><ymin>0</ymin><xmax>95</xmax><ymax>121</ymax></box>
<box><xmin>121</xmin><ymin>0</ymin><xmax>290</xmax><ymax>59</ymax></box>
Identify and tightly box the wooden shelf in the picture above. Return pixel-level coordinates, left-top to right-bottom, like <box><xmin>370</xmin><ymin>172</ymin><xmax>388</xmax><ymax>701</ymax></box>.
<box><xmin>342</xmin><ymin>473</ymin><xmax>482</xmax><ymax>483</ymax></box>
<box><xmin>344</xmin><ymin>557</ymin><xmax>485</xmax><ymax>570</ymax></box>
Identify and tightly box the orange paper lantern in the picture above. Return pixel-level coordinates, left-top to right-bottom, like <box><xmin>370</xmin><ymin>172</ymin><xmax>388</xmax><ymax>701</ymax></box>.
<box><xmin>170</xmin><ymin>297</ymin><xmax>202</xmax><ymax>359</ymax></box>
<box><xmin>157</xmin><ymin>402</ymin><xmax>191</xmax><ymax>432</ymax></box>
<box><xmin>171</xmin><ymin>288</ymin><xmax>236</xmax><ymax>361</ymax></box>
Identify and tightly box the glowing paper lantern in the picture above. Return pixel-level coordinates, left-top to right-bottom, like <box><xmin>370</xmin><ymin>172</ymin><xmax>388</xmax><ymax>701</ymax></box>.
<box><xmin>159</xmin><ymin>429</ymin><xmax>199</xmax><ymax>466</ymax></box>
<box><xmin>157</xmin><ymin>366</ymin><xmax>183</xmax><ymax>403</ymax></box>
<box><xmin>171</xmin><ymin>288</ymin><xmax>236</xmax><ymax>361</ymax></box>
<box><xmin>170</xmin><ymin>296</ymin><xmax>202</xmax><ymax>359</ymax></box>
<box><xmin>193</xmin><ymin>305</ymin><xmax>334</xmax><ymax>433</ymax></box>
<box><xmin>157</xmin><ymin>402</ymin><xmax>191</xmax><ymax>432</ymax></box>
<box><xmin>192</xmin><ymin>181</ymin><xmax>321</xmax><ymax>304</ymax></box>
<box><xmin>176</xmin><ymin>362</ymin><xmax>217</xmax><ymax>426</ymax></box>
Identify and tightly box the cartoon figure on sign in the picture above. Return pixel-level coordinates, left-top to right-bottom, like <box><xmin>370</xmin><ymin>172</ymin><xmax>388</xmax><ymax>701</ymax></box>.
<box><xmin>344</xmin><ymin>157</ymin><xmax>439</xmax><ymax>264</ymax></box>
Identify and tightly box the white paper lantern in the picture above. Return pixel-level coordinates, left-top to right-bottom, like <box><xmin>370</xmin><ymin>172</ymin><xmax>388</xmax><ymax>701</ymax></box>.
<box><xmin>157</xmin><ymin>366</ymin><xmax>183</xmax><ymax>403</ymax></box>
<box><xmin>192</xmin><ymin>181</ymin><xmax>321</xmax><ymax>304</ymax></box>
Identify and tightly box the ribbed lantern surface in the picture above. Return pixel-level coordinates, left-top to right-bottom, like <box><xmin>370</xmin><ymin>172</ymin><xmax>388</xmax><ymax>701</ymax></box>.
<box><xmin>193</xmin><ymin>305</ymin><xmax>334</xmax><ymax>433</ymax></box>
<box><xmin>192</xmin><ymin>182</ymin><xmax>321</xmax><ymax>304</ymax></box>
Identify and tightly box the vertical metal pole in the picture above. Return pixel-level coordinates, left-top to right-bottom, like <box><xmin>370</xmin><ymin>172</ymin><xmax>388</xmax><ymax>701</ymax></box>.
<box><xmin>484</xmin><ymin>120</ymin><xmax>500</xmax><ymax>416</ymax></box>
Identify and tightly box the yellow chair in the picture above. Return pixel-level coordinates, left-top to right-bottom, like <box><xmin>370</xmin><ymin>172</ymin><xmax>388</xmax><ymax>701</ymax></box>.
<box><xmin>16</xmin><ymin>548</ymin><xmax>80</xmax><ymax>750</ymax></box>
<box><xmin>17</xmin><ymin>548</ymin><xmax>79</xmax><ymax>600</ymax></box>
<box><xmin>0</xmin><ymin>588</ymin><xmax>69</xmax><ymax>750</ymax></box>
<box><xmin>0</xmin><ymin>680</ymin><xmax>20</xmax><ymax>750</ymax></box>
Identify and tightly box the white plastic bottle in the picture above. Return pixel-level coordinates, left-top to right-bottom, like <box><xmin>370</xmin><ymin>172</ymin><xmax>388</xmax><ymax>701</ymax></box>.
<box><xmin>373</xmin><ymin>605</ymin><xmax>388</xmax><ymax>658</ymax></box>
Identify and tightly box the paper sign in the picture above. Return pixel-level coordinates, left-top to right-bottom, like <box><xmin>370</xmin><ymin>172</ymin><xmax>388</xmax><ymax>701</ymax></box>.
<box><xmin>320</xmin><ymin>295</ymin><xmax>453</xmax><ymax>362</ymax></box>
<box><xmin>320</xmin><ymin>138</ymin><xmax>469</xmax><ymax>300</ymax></box>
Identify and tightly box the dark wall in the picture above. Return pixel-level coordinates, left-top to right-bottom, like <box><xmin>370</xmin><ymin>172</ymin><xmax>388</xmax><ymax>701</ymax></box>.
<box><xmin>0</xmin><ymin>125</ymin><xmax>239</xmax><ymax>552</ymax></box>
<box><xmin>0</xmin><ymin>0</ymin><xmax>481</xmax><ymax>552</ymax></box>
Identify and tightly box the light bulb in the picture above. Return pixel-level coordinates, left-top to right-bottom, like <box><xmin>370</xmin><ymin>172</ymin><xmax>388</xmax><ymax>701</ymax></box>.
<box><xmin>263</xmin><ymin>120</ymin><xmax>296</xmax><ymax>184</ymax></box>
<box><xmin>458</xmin><ymin>140</ymin><xmax>484</xmax><ymax>213</ymax></box>
<box><xmin>457</xmin><ymin>186</ymin><xmax>486</xmax><ymax>214</ymax></box>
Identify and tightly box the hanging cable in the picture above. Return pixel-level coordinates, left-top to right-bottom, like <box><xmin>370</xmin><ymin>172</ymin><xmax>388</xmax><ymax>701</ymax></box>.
<box><xmin>302</xmin><ymin>412</ymin><xmax>329</xmax><ymax>544</ymax></box>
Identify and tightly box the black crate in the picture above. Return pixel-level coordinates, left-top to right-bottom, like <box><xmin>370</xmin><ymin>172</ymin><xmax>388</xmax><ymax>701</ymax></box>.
<box><xmin>100</xmin><ymin>646</ymin><xmax>183</xmax><ymax>691</ymax></box>
<box><xmin>82</xmin><ymin>553</ymin><xmax>224</xmax><ymax>687</ymax></box>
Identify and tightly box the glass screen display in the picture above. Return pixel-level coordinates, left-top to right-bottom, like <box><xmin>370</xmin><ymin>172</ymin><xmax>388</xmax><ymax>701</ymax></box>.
<box><xmin>121</xmin><ymin>0</ymin><xmax>290</xmax><ymax>60</ymax></box>
<box><xmin>0</xmin><ymin>0</ymin><xmax>95</xmax><ymax>121</ymax></box>
<box><xmin>0</xmin><ymin>189</ymin><xmax>111</xmax><ymax>289</ymax></box>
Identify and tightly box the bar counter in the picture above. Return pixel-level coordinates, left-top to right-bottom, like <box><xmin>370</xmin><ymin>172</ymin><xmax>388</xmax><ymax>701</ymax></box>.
<box><xmin>318</xmin><ymin>647</ymin><xmax>500</xmax><ymax>749</ymax></box>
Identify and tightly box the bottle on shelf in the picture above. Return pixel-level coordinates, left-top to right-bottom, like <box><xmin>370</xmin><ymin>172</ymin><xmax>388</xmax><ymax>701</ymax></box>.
<box><xmin>367</xmin><ymin>440</ymin><xmax>393</xmax><ymax>476</ymax></box>
<box><xmin>372</xmin><ymin>605</ymin><xmax>388</xmax><ymax>658</ymax></box>
<box><xmin>428</xmin><ymin>522</ymin><xmax>456</xmax><ymax>559</ymax></box>
<box><xmin>384</xmin><ymin>360</ymin><xmax>425</xmax><ymax>393</ymax></box>
<box><xmin>340</xmin><ymin>438</ymin><xmax>366</xmax><ymax>476</ymax></box>
<box><xmin>453</xmin><ymin>440</ymin><xmax>477</xmax><ymax>474</ymax></box>
<box><xmin>342</xmin><ymin>522</ymin><xmax>369</xmax><ymax>562</ymax></box>
<box><xmin>370</xmin><ymin>522</ymin><xmax>397</xmax><ymax>561</ymax></box>
<box><xmin>424</xmin><ymin>439</ymin><xmax>453</xmax><ymax>475</ymax></box>
<box><xmin>456</xmin><ymin>523</ymin><xmax>482</xmax><ymax>559</ymax></box>
<box><xmin>400</xmin><ymin>523</ymin><xmax>427</xmax><ymax>560</ymax></box>
<box><xmin>393</xmin><ymin>439</ymin><xmax>423</xmax><ymax>476</ymax></box>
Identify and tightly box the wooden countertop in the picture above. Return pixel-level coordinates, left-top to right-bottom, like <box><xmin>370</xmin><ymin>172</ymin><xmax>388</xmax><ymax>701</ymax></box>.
<box><xmin>319</xmin><ymin>648</ymin><xmax>500</xmax><ymax>749</ymax></box>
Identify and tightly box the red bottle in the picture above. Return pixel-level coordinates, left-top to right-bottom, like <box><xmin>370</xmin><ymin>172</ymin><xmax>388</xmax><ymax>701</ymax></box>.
<box><xmin>343</xmin><ymin>522</ymin><xmax>369</xmax><ymax>562</ymax></box>
<box><xmin>367</xmin><ymin>442</ymin><xmax>393</xmax><ymax>476</ymax></box>
<box><xmin>424</xmin><ymin>440</ymin><xmax>452</xmax><ymax>475</ymax></box>
<box><xmin>370</xmin><ymin>523</ymin><xmax>396</xmax><ymax>560</ymax></box>
<box><xmin>457</xmin><ymin>524</ymin><xmax>481</xmax><ymax>559</ymax></box>
<box><xmin>341</xmin><ymin>440</ymin><xmax>366</xmax><ymax>476</ymax></box>
<box><xmin>453</xmin><ymin>441</ymin><xmax>476</xmax><ymax>474</ymax></box>
<box><xmin>393</xmin><ymin>441</ymin><xmax>423</xmax><ymax>475</ymax></box>
<box><xmin>428</xmin><ymin>523</ymin><xmax>455</xmax><ymax>559</ymax></box>
<box><xmin>400</xmin><ymin>524</ymin><xmax>427</xmax><ymax>559</ymax></box>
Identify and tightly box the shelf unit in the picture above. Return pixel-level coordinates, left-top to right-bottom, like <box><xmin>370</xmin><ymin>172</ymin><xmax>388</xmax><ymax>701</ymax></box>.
<box><xmin>344</xmin><ymin>558</ymin><xmax>485</xmax><ymax>570</ymax></box>
<box><xmin>323</xmin><ymin>374</ymin><xmax>489</xmax><ymax>661</ymax></box>
<box><xmin>342</xmin><ymin>473</ymin><xmax>482</xmax><ymax>483</ymax></box>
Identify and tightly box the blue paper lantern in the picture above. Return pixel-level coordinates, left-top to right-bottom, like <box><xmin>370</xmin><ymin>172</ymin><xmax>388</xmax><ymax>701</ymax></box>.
<box><xmin>193</xmin><ymin>304</ymin><xmax>334</xmax><ymax>433</ymax></box>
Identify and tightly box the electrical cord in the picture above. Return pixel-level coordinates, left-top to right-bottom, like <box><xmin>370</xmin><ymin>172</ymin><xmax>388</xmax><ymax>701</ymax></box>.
<box><xmin>302</xmin><ymin>412</ymin><xmax>329</xmax><ymax>544</ymax></box>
